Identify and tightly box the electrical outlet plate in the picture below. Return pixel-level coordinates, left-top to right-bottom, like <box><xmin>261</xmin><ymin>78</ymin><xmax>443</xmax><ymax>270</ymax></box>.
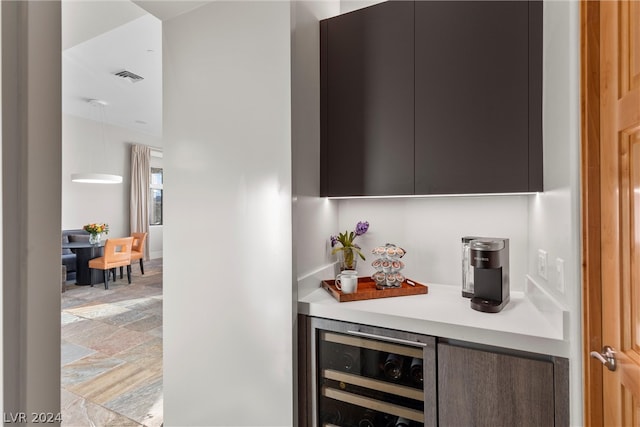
<box><xmin>537</xmin><ymin>249</ymin><xmax>548</xmax><ymax>279</ymax></box>
<box><xmin>556</xmin><ymin>258</ymin><xmax>565</xmax><ymax>293</ymax></box>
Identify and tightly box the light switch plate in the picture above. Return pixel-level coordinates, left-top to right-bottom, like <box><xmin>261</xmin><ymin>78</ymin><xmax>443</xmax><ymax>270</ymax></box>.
<box><xmin>537</xmin><ymin>249</ymin><xmax>548</xmax><ymax>279</ymax></box>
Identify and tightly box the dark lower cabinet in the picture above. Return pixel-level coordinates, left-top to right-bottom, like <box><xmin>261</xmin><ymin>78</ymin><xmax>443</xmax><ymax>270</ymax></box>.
<box><xmin>437</xmin><ymin>342</ymin><xmax>568</xmax><ymax>427</ymax></box>
<box><xmin>299</xmin><ymin>316</ymin><xmax>569</xmax><ymax>427</ymax></box>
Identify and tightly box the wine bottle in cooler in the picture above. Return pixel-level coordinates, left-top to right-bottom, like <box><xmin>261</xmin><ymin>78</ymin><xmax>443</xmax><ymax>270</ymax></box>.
<box><xmin>409</xmin><ymin>357</ymin><xmax>423</xmax><ymax>385</ymax></box>
<box><xmin>377</xmin><ymin>415</ymin><xmax>414</xmax><ymax>427</ymax></box>
<box><xmin>362</xmin><ymin>349</ymin><xmax>381</xmax><ymax>378</ymax></box>
<box><xmin>357</xmin><ymin>409</ymin><xmax>377</xmax><ymax>427</ymax></box>
<box><xmin>383</xmin><ymin>353</ymin><xmax>404</xmax><ymax>381</ymax></box>
<box><xmin>320</xmin><ymin>401</ymin><xmax>343</xmax><ymax>425</ymax></box>
<box><xmin>395</xmin><ymin>417</ymin><xmax>412</xmax><ymax>427</ymax></box>
<box><xmin>380</xmin><ymin>414</ymin><xmax>399</xmax><ymax>427</ymax></box>
<box><xmin>320</xmin><ymin>342</ymin><xmax>340</xmax><ymax>370</ymax></box>
<box><xmin>340</xmin><ymin>346</ymin><xmax>360</xmax><ymax>372</ymax></box>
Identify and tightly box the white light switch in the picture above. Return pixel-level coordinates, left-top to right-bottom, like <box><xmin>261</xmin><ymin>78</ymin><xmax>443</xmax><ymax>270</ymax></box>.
<box><xmin>537</xmin><ymin>249</ymin><xmax>548</xmax><ymax>279</ymax></box>
<box><xmin>556</xmin><ymin>258</ymin><xmax>565</xmax><ymax>293</ymax></box>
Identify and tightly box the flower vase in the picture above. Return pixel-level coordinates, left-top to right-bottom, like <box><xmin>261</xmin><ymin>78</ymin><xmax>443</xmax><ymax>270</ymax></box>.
<box><xmin>89</xmin><ymin>233</ymin><xmax>101</xmax><ymax>244</ymax></box>
<box><xmin>339</xmin><ymin>247</ymin><xmax>358</xmax><ymax>271</ymax></box>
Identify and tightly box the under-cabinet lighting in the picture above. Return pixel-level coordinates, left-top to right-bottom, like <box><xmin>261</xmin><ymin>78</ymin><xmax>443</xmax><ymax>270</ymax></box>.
<box><xmin>327</xmin><ymin>192</ymin><xmax>540</xmax><ymax>200</ymax></box>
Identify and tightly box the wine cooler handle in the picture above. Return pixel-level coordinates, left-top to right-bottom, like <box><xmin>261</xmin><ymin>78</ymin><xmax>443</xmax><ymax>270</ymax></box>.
<box><xmin>346</xmin><ymin>330</ymin><xmax>428</xmax><ymax>347</ymax></box>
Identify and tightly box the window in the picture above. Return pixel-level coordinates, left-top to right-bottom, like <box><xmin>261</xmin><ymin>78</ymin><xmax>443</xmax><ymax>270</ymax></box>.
<box><xmin>150</xmin><ymin>167</ymin><xmax>163</xmax><ymax>225</ymax></box>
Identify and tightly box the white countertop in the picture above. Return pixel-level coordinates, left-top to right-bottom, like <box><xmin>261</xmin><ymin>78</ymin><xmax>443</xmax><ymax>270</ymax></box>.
<box><xmin>298</xmin><ymin>282</ymin><xmax>570</xmax><ymax>357</ymax></box>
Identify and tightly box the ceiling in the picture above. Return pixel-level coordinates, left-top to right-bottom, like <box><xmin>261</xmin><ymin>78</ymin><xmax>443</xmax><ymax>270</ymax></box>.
<box><xmin>62</xmin><ymin>0</ymin><xmax>208</xmax><ymax>138</ymax></box>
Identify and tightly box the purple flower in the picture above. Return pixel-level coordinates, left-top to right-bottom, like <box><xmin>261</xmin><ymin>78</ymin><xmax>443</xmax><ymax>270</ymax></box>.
<box><xmin>330</xmin><ymin>235</ymin><xmax>338</xmax><ymax>247</ymax></box>
<box><xmin>355</xmin><ymin>221</ymin><xmax>369</xmax><ymax>236</ymax></box>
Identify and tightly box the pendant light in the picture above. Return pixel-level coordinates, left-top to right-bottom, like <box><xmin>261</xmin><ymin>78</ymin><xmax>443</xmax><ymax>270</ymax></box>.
<box><xmin>71</xmin><ymin>99</ymin><xmax>123</xmax><ymax>184</ymax></box>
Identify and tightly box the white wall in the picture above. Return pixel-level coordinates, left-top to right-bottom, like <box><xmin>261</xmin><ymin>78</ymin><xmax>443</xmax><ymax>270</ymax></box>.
<box><xmin>528</xmin><ymin>0</ymin><xmax>579</xmax><ymax>315</ymax></box>
<box><xmin>291</xmin><ymin>0</ymin><xmax>340</xmax><ymax>296</ymax></box>
<box><xmin>291</xmin><ymin>4</ymin><xmax>340</xmax><ymax>422</ymax></box>
<box><xmin>163</xmin><ymin>2</ymin><xmax>292</xmax><ymax>425</ymax></box>
<box><xmin>529</xmin><ymin>1</ymin><xmax>582</xmax><ymax>425</ymax></box>
<box><xmin>62</xmin><ymin>114</ymin><xmax>163</xmax><ymax>251</ymax></box>
<box><xmin>340</xmin><ymin>0</ymin><xmax>386</xmax><ymax>14</ymax></box>
<box><xmin>337</xmin><ymin>196</ymin><xmax>530</xmax><ymax>288</ymax></box>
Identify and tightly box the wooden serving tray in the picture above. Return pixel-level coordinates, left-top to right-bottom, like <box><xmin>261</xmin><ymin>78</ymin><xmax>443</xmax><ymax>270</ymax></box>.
<box><xmin>321</xmin><ymin>277</ymin><xmax>428</xmax><ymax>302</ymax></box>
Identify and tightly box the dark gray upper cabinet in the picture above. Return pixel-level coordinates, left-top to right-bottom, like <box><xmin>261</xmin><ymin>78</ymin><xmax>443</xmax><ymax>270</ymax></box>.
<box><xmin>320</xmin><ymin>1</ymin><xmax>542</xmax><ymax>197</ymax></box>
<box><xmin>320</xmin><ymin>1</ymin><xmax>415</xmax><ymax>197</ymax></box>
<box><xmin>415</xmin><ymin>1</ymin><xmax>542</xmax><ymax>194</ymax></box>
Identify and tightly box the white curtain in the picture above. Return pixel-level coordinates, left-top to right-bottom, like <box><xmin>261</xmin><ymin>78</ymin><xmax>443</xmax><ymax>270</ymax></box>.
<box><xmin>130</xmin><ymin>144</ymin><xmax>151</xmax><ymax>259</ymax></box>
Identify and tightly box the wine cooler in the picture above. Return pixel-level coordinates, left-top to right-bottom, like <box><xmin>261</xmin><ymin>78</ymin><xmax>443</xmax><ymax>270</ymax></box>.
<box><xmin>306</xmin><ymin>318</ymin><xmax>436</xmax><ymax>427</ymax></box>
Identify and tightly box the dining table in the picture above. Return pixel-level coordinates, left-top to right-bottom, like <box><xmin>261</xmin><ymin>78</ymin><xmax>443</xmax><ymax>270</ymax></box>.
<box><xmin>62</xmin><ymin>241</ymin><xmax>105</xmax><ymax>285</ymax></box>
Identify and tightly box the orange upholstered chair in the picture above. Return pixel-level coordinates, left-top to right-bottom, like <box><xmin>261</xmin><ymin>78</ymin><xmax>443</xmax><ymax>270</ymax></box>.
<box><xmin>130</xmin><ymin>232</ymin><xmax>148</xmax><ymax>274</ymax></box>
<box><xmin>88</xmin><ymin>237</ymin><xmax>133</xmax><ymax>289</ymax></box>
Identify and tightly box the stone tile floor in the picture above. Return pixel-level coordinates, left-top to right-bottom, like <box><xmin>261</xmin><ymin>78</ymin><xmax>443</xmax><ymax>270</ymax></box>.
<box><xmin>61</xmin><ymin>259</ymin><xmax>163</xmax><ymax>427</ymax></box>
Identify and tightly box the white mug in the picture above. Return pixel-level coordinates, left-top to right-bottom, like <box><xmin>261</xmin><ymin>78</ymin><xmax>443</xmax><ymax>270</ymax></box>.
<box><xmin>336</xmin><ymin>270</ymin><xmax>358</xmax><ymax>294</ymax></box>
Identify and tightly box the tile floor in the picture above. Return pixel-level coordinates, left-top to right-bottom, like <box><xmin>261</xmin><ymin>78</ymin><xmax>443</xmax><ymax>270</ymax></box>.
<box><xmin>61</xmin><ymin>258</ymin><xmax>163</xmax><ymax>427</ymax></box>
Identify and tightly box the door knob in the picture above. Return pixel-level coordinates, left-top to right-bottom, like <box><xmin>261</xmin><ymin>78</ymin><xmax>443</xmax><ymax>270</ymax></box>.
<box><xmin>590</xmin><ymin>345</ymin><xmax>617</xmax><ymax>372</ymax></box>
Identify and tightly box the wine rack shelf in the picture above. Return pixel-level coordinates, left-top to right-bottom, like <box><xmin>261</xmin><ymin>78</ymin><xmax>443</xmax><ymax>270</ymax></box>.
<box><xmin>322</xmin><ymin>369</ymin><xmax>424</xmax><ymax>401</ymax></box>
<box><xmin>322</xmin><ymin>386</ymin><xmax>425</xmax><ymax>423</ymax></box>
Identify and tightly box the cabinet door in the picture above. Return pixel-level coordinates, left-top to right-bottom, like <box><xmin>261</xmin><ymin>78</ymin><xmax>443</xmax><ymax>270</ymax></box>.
<box><xmin>320</xmin><ymin>1</ymin><xmax>414</xmax><ymax>197</ymax></box>
<box><xmin>414</xmin><ymin>1</ymin><xmax>537</xmax><ymax>195</ymax></box>
<box><xmin>437</xmin><ymin>343</ymin><xmax>555</xmax><ymax>427</ymax></box>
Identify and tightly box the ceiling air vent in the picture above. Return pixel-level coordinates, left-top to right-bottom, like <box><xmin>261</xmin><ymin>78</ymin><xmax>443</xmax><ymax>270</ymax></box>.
<box><xmin>113</xmin><ymin>70</ymin><xmax>144</xmax><ymax>83</ymax></box>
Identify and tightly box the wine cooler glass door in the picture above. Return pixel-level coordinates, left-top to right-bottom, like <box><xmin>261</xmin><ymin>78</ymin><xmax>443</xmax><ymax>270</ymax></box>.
<box><xmin>310</xmin><ymin>319</ymin><xmax>436</xmax><ymax>427</ymax></box>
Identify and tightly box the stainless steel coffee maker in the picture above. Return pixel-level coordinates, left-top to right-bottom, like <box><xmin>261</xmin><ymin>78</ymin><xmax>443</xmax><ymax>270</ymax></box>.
<box><xmin>462</xmin><ymin>237</ymin><xmax>510</xmax><ymax>313</ymax></box>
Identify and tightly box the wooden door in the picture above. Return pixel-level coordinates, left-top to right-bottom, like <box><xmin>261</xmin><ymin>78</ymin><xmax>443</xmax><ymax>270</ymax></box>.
<box><xmin>584</xmin><ymin>1</ymin><xmax>640</xmax><ymax>425</ymax></box>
